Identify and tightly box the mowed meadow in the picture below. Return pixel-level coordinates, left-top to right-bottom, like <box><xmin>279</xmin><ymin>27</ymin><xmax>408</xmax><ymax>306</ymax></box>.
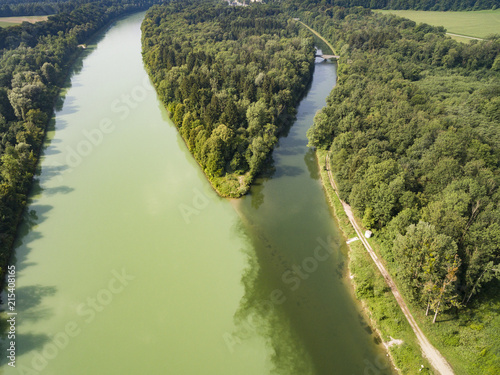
<box><xmin>377</xmin><ymin>9</ymin><xmax>500</xmax><ymax>41</ymax></box>
<box><xmin>0</xmin><ymin>15</ymin><xmax>49</xmax><ymax>27</ymax></box>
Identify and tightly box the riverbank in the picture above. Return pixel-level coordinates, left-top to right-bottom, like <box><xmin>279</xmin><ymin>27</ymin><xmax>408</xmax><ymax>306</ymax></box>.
<box><xmin>0</xmin><ymin>11</ymin><xmax>280</xmax><ymax>373</ymax></box>
<box><xmin>316</xmin><ymin>149</ymin><xmax>436</xmax><ymax>375</ymax></box>
<box><xmin>0</xmin><ymin>8</ymin><xmax>153</xmax><ymax>291</ymax></box>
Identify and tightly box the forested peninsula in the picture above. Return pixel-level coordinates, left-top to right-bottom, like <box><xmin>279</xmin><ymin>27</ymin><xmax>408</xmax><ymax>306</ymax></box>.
<box><xmin>141</xmin><ymin>0</ymin><xmax>315</xmax><ymax>197</ymax></box>
<box><xmin>0</xmin><ymin>0</ymin><xmax>157</xmax><ymax>283</ymax></box>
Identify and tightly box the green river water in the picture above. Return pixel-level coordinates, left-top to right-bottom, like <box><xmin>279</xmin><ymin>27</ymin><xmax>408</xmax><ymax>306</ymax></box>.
<box><xmin>1</xmin><ymin>12</ymin><xmax>395</xmax><ymax>375</ymax></box>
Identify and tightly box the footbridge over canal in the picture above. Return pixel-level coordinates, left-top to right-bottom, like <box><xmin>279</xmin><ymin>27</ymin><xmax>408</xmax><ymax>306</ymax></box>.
<box><xmin>315</xmin><ymin>54</ymin><xmax>340</xmax><ymax>60</ymax></box>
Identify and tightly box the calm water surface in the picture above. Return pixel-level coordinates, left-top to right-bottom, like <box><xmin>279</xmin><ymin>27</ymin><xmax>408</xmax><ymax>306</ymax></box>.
<box><xmin>0</xmin><ymin>12</ymin><xmax>394</xmax><ymax>375</ymax></box>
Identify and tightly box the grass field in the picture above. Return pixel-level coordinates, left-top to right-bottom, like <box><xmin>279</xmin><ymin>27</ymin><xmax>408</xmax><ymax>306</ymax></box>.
<box><xmin>376</xmin><ymin>9</ymin><xmax>500</xmax><ymax>40</ymax></box>
<box><xmin>0</xmin><ymin>15</ymin><xmax>49</xmax><ymax>28</ymax></box>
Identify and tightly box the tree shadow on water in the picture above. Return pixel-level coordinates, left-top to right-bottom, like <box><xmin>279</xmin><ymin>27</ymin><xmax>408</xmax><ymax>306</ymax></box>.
<box><xmin>9</xmin><ymin>202</ymin><xmax>53</xmax><ymax>275</ymax></box>
<box><xmin>0</xmin><ymin>283</ymin><xmax>57</xmax><ymax>365</ymax></box>
<box><xmin>29</xmin><ymin>175</ymin><xmax>74</xmax><ymax>197</ymax></box>
<box><xmin>248</xmin><ymin>156</ymin><xmax>277</xmax><ymax>210</ymax></box>
<box><xmin>15</xmin><ymin>285</ymin><xmax>57</xmax><ymax>316</ymax></box>
<box><xmin>304</xmin><ymin>148</ymin><xmax>320</xmax><ymax>180</ymax></box>
<box><xmin>249</xmin><ymin>180</ymin><xmax>266</xmax><ymax>210</ymax></box>
<box><xmin>55</xmin><ymin>96</ymin><xmax>80</xmax><ymax>117</ymax></box>
<box><xmin>0</xmin><ymin>332</ymin><xmax>51</xmax><ymax>366</ymax></box>
<box><xmin>232</xmin><ymin>221</ymin><xmax>315</xmax><ymax>375</ymax></box>
<box><xmin>272</xmin><ymin>165</ymin><xmax>304</xmax><ymax>179</ymax></box>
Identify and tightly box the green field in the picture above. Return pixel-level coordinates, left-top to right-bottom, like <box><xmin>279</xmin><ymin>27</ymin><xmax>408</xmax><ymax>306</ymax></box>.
<box><xmin>377</xmin><ymin>9</ymin><xmax>500</xmax><ymax>40</ymax></box>
<box><xmin>0</xmin><ymin>15</ymin><xmax>49</xmax><ymax>27</ymax></box>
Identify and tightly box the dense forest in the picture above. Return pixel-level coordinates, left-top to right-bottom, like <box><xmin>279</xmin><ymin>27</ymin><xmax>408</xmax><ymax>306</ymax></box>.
<box><xmin>287</xmin><ymin>2</ymin><xmax>500</xmax><ymax>371</ymax></box>
<box><xmin>1</xmin><ymin>0</ymin><xmax>499</xmax><ymax>16</ymax></box>
<box><xmin>289</xmin><ymin>0</ymin><xmax>500</xmax><ymax>11</ymax></box>
<box><xmin>0</xmin><ymin>0</ymin><xmax>157</xmax><ymax>282</ymax></box>
<box><xmin>301</xmin><ymin>0</ymin><xmax>500</xmax><ymax>334</ymax></box>
<box><xmin>142</xmin><ymin>0</ymin><xmax>315</xmax><ymax>197</ymax></box>
<box><xmin>0</xmin><ymin>0</ymin><xmax>69</xmax><ymax>17</ymax></box>
<box><xmin>0</xmin><ymin>0</ymin><xmax>159</xmax><ymax>17</ymax></box>
<box><xmin>0</xmin><ymin>0</ymin><xmax>154</xmax><ymax>17</ymax></box>
<box><xmin>1</xmin><ymin>0</ymin><xmax>100</xmax><ymax>17</ymax></box>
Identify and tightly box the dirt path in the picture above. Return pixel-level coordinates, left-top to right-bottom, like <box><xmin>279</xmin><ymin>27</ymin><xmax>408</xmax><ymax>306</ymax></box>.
<box><xmin>325</xmin><ymin>154</ymin><xmax>455</xmax><ymax>375</ymax></box>
<box><xmin>297</xmin><ymin>21</ymin><xmax>338</xmax><ymax>55</ymax></box>
<box><xmin>446</xmin><ymin>32</ymin><xmax>483</xmax><ymax>40</ymax></box>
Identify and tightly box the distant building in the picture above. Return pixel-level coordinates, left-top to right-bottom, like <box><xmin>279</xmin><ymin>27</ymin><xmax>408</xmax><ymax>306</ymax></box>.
<box><xmin>364</xmin><ymin>230</ymin><xmax>373</xmax><ymax>239</ymax></box>
<box><xmin>227</xmin><ymin>0</ymin><xmax>250</xmax><ymax>6</ymax></box>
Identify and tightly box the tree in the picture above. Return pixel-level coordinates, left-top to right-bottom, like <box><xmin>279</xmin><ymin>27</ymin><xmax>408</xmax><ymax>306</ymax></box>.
<box><xmin>393</xmin><ymin>221</ymin><xmax>460</xmax><ymax>310</ymax></box>
<box><xmin>246</xmin><ymin>99</ymin><xmax>269</xmax><ymax>137</ymax></box>
<box><xmin>431</xmin><ymin>255</ymin><xmax>461</xmax><ymax>323</ymax></box>
<box><xmin>463</xmin><ymin>260</ymin><xmax>500</xmax><ymax>306</ymax></box>
<box><xmin>307</xmin><ymin>110</ymin><xmax>333</xmax><ymax>149</ymax></box>
<box><xmin>41</xmin><ymin>62</ymin><xmax>57</xmax><ymax>85</ymax></box>
<box><xmin>220</xmin><ymin>100</ymin><xmax>239</xmax><ymax>130</ymax></box>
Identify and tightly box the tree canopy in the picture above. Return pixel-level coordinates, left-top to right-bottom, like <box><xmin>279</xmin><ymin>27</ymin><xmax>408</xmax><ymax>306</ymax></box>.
<box><xmin>142</xmin><ymin>0</ymin><xmax>315</xmax><ymax>197</ymax></box>
<box><xmin>303</xmin><ymin>5</ymin><xmax>500</xmax><ymax>319</ymax></box>
<box><xmin>283</xmin><ymin>0</ymin><xmax>500</xmax><ymax>11</ymax></box>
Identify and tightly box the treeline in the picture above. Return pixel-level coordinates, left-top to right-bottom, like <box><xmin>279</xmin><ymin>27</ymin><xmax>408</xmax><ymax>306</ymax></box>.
<box><xmin>285</xmin><ymin>0</ymin><xmax>500</xmax><ymax>11</ymax></box>
<box><xmin>0</xmin><ymin>0</ymin><xmax>157</xmax><ymax>50</ymax></box>
<box><xmin>0</xmin><ymin>0</ymin><xmax>157</xmax><ymax>17</ymax></box>
<box><xmin>0</xmin><ymin>0</ymin><xmax>157</xmax><ymax>281</ymax></box>
<box><xmin>0</xmin><ymin>0</ymin><xmax>102</xmax><ymax>17</ymax></box>
<box><xmin>304</xmin><ymin>5</ymin><xmax>500</xmax><ymax>323</ymax></box>
<box><xmin>142</xmin><ymin>0</ymin><xmax>315</xmax><ymax>197</ymax></box>
<box><xmin>1</xmin><ymin>2</ymin><xmax>62</xmax><ymax>17</ymax></box>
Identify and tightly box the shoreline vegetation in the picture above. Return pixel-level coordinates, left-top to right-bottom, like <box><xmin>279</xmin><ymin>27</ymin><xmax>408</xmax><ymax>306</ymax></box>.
<box><xmin>143</xmin><ymin>1</ymin><xmax>499</xmax><ymax>372</ymax></box>
<box><xmin>306</xmin><ymin>16</ymin><xmax>443</xmax><ymax>372</ymax></box>
<box><xmin>300</xmin><ymin>2</ymin><xmax>499</xmax><ymax>374</ymax></box>
<box><xmin>1</xmin><ymin>0</ymin><xmax>498</xmax><ymax>373</ymax></box>
<box><xmin>0</xmin><ymin>0</ymin><xmax>158</xmax><ymax>287</ymax></box>
<box><xmin>316</xmin><ymin>149</ymin><xmax>433</xmax><ymax>374</ymax></box>
<box><xmin>141</xmin><ymin>0</ymin><xmax>315</xmax><ymax>197</ymax></box>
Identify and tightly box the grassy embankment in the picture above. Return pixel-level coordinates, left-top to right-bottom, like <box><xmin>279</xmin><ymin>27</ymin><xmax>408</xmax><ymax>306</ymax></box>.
<box><xmin>376</xmin><ymin>9</ymin><xmax>500</xmax><ymax>42</ymax></box>
<box><xmin>318</xmin><ymin>146</ymin><xmax>500</xmax><ymax>374</ymax></box>
<box><xmin>0</xmin><ymin>15</ymin><xmax>50</xmax><ymax>27</ymax></box>
<box><xmin>316</xmin><ymin>149</ymin><xmax>435</xmax><ymax>374</ymax></box>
